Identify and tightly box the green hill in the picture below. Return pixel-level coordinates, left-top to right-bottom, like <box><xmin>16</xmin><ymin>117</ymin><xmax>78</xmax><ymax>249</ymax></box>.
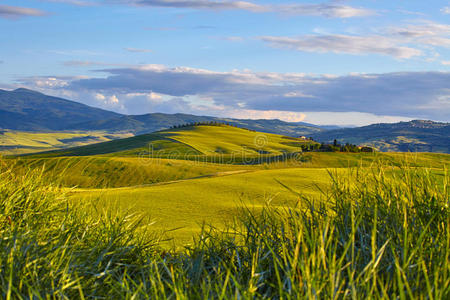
<box><xmin>24</xmin><ymin>124</ymin><xmax>316</xmax><ymax>159</ymax></box>
<box><xmin>312</xmin><ymin>120</ymin><xmax>450</xmax><ymax>153</ymax></box>
<box><xmin>10</xmin><ymin>124</ymin><xmax>448</xmax><ymax>191</ymax></box>
<box><xmin>4</xmin><ymin>124</ymin><xmax>449</xmax><ymax>244</ymax></box>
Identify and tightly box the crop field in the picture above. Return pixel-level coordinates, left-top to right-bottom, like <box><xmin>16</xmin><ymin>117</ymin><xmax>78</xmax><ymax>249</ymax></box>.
<box><xmin>1</xmin><ymin>125</ymin><xmax>449</xmax><ymax>298</ymax></box>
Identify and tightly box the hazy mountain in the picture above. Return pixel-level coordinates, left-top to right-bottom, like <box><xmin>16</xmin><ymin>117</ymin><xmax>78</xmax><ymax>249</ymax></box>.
<box><xmin>0</xmin><ymin>88</ymin><xmax>120</xmax><ymax>131</ymax></box>
<box><xmin>312</xmin><ymin>120</ymin><xmax>450</xmax><ymax>153</ymax></box>
<box><xmin>70</xmin><ymin>113</ymin><xmax>325</xmax><ymax>136</ymax></box>
<box><xmin>0</xmin><ymin>88</ymin><xmax>325</xmax><ymax>136</ymax></box>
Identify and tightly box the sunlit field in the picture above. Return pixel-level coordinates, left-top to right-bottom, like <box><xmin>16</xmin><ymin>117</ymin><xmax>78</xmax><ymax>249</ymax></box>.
<box><xmin>1</xmin><ymin>156</ymin><xmax>448</xmax><ymax>298</ymax></box>
<box><xmin>0</xmin><ymin>125</ymin><xmax>448</xmax><ymax>298</ymax></box>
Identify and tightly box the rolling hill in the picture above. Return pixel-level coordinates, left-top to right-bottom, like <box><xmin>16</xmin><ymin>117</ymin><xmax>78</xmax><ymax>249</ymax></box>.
<box><xmin>5</xmin><ymin>123</ymin><xmax>449</xmax><ymax>243</ymax></box>
<box><xmin>312</xmin><ymin>120</ymin><xmax>450</xmax><ymax>153</ymax></box>
<box><xmin>24</xmin><ymin>124</ymin><xmax>316</xmax><ymax>159</ymax></box>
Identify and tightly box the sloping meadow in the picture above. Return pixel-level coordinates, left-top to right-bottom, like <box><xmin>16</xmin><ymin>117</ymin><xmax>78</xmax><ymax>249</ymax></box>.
<box><xmin>0</xmin><ymin>159</ymin><xmax>448</xmax><ymax>298</ymax></box>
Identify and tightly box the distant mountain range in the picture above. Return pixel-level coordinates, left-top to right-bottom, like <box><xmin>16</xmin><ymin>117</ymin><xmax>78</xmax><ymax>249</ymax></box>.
<box><xmin>0</xmin><ymin>88</ymin><xmax>325</xmax><ymax>136</ymax></box>
<box><xmin>0</xmin><ymin>88</ymin><xmax>120</xmax><ymax>131</ymax></box>
<box><xmin>1</xmin><ymin>88</ymin><xmax>449</xmax><ymax>153</ymax></box>
<box><xmin>312</xmin><ymin>120</ymin><xmax>450</xmax><ymax>153</ymax></box>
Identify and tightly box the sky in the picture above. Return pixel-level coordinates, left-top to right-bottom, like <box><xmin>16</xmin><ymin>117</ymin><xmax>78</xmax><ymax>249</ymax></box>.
<box><xmin>0</xmin><ymin>0</ymin><xmax>449</xmax><ymax>126</ymax></box>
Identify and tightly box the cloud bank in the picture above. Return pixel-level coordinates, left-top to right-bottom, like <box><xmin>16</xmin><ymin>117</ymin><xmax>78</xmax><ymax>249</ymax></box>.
<box><xmin>17</xmin><ymin>65</ymin><xmax>450</xmax><ymax>122</ymax></box>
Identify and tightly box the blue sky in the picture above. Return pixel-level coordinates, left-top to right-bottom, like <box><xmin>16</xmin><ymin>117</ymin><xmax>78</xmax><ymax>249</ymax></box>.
<box><xmin>0</xmin><ymin>0</ymin><xmax>449</xmax><ymax>125</ymax></box>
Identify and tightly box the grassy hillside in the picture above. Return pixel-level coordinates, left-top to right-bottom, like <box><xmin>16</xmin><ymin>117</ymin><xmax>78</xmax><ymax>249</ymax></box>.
<box><xmin>0</xmin><ymin>130</ymin><xmax>132</xmax><ymax>155</ymax></box>
<box><xmin>23</xmin><ymin>125</ymin><xmax>316</xmax><ymax>159</ymax></box>
<box><xmin>9</xmin><ymin>156</ymin><xmax>256</xmax><ymax>188</ymax></box>
<box><xmin>72</xmin><ymin>167</ymin><xmax>332</xmax><ymax>245</ymax></box>
<box><xmin>5</xmin><ymin>125</ymin><xmax>449</xmax><ymax>243</ymax></box>
<box><xmin>66</xmin><ymin>151</ymin><xmax>449</xmax><ymax>244</ymax></box>
<box><xmin>312</xmin><ymin>120</ymin><xmax>450</xmax><ymax>153</ymax></box>
<box><xmin>1</xmin><ymin>139</ymin><xmax>449</xmax><ymax>297</ymax></box>
<box><xmin>164</xmin><ymin>125</ymin><xmax>311</xmax><ymax>155</ymax></box>
<box><xmin>8</xmin><ymin>151</ymin><xmax>449</xmax><ymax>189</ymax></box>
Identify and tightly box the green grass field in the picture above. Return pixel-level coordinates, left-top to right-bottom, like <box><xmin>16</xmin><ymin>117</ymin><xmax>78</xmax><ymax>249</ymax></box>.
<box><xmin>1</xmin><ymin>156</ymin><xmax>448</xmax><ymax>298</ymax></box>
<box><xmin>72</xmin><ymin>167</ymin><xmax>332</xmax><ymax>245</ymax></box>
<box><xmin>1</xmin><ymin>125</ymin><xmax>449</xmax><ymax>298</ymax></box>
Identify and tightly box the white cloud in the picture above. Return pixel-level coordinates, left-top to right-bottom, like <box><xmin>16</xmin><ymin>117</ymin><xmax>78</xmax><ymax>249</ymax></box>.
<box><xmin>442</xmin><ymin>61</ymin><xmax>450</xmax><ymax>66</ymax></box>
<box><xmin>0</xmin><ymin>5</ymin><xmax>47</xmax><ymax>19</ymax></box>
<box><xmin>108</xmin><ymin>95</ymin><xmax>119</xmax><ymax>104</ymax></box>
<box><xmin>260</xmin><ymin>34</ymin><xmax>422</xmax><ymax>59</ymax></box>
<box><xmin>389</xmin><ymin>21</ymin><xmax>450</xmax><ymax>38</ymax></box>
<box><xmin>259</xmin><ymin>20</ymin><xmax>450</xmax><ymax>59</ymax></box>
<box><xmin>94</xmin><ymin>93</ymin><xmax>106</xmax><ymax>101</ymax></box>
<box><xmin>387</xmin><ymin>21</ymin><xmax>450</xmax><ymax>48</ymax></box>
<box><xmin>93</xmin><ymin>92</ymin><xmax>123</xmax><ymax>108</ymax></box>
<box><xmin>276</xmin><ymin>3</ymin><xmax>374</xmax><ymax>18</ymax></box>
<box><xmin>126</xmin><ymin>1</ymin><xmax>374</xmax><ymax>18</ymax></box>
<box><xmin>217</xmin><ymin>36</ymin><xmax>244</xmax><ymax>42</ymax></box>
<box><xmin>441</xmin><ymin>7</ymin><xmax>450</xmax><ymax>14</ymax></box>
<box><xmin>129</xmin><ymin>0</ymin><xmax>267</xmax><ymax>12</ymax></box>
<box><xmin>283</xmin><ymin>91</ymin><xmax>314</xmax><ymax>98</ymax></box>
<box><xmin>148</xmin><ymin>92</ymin><xmax>162</xmax><ymax>100</ymax></box>
<box><xmin>32</xmin><ymin>77</ymin><xmax>70</xmax><ymax>88</ymax></box>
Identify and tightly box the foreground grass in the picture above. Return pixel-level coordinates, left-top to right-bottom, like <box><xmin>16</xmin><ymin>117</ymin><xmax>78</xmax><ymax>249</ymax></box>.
<box><xmin>0</xmin><ymin>161</ymin><xmax>449</xmax><ymax>298</ymax></box>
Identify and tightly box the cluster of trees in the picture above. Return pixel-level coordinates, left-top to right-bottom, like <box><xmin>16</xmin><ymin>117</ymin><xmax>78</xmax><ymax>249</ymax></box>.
<box><xmin>170</xmin><ymin>121</ymin><xmax>233</xmax><ymax>129</ymax></box>
<box><xmin>169</xmin><ymin>122</ymin><xmax>258</xmax><ymax>132</ymax></box>
<box><xmin>299</xmin><ymin>139</ymin><xmax>374</xmax><ymax>153</ymax></box>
